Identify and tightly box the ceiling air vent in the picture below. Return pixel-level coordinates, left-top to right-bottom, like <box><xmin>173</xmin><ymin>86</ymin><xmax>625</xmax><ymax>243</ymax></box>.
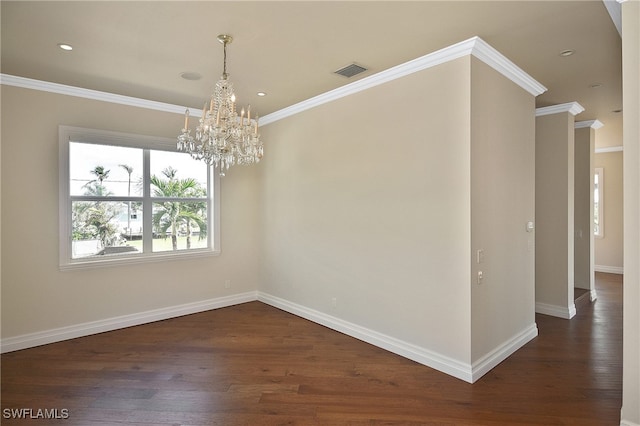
<box><xmin>334</xmin><ymin>63</ymin><xmax>368</xmax><ymax>78</ymax></box>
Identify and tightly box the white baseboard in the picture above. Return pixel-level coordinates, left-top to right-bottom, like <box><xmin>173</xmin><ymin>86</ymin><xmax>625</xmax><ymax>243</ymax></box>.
<box><xmin>595</xmin><ymin>265</ymin><xmax>624</xmax><ymax>274</ymax></box>
<box><xmin>1</xmin><ymin>289</ymin><xmax>540</xmax><ymax>385</ymax></box>
<box><xmin>590</xmin><ymin>289</ymin><xmax>598</xmax><ymax>302</ymax></box>
<box><xmin>258</xmin><ymin>291</ymin><xmax>537</xmax><ymax>384</ymax></box>
<box><xmin>0</xmin><ymin>291</ymin><xmax>258</xmax><ymax>354</ymax></box>
<box><xmin>256</xmin><ymin>291</ymin><xmax>473</xmax><ymax>382</ymax></box>
<box><xmin>621</xmin><ymin>420</ymin><xmax>640</xmax><ymax>426</ymax></box>
<box><xmin>471</xmin><ymin>324</ymin><xmax>538</xmax><ymax>382</ymax></box>
<box><xmin>535</xmin><ymin>301</ymin><xmax>576</xmax><ymax>319</ymax></box>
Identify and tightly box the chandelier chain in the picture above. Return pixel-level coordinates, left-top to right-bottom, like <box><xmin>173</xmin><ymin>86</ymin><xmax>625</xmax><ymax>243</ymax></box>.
<box><xmin>222</xmin><ymin>39</ymin><xmax>228</xmax><ymax>78</ymax></box>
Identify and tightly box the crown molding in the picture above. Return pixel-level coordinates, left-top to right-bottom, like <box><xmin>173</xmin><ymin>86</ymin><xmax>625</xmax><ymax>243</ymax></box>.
<box><xmin>261</xmin><ymin>37</ymin><xmax>476</xmax><ymax>125</ymax></box>
<box><xmin>2</xmin><ymin>36</ymin><xmax>546</xmax><ymax>128</ymax></box>
<box><xmin>596</xmin><ymin>146</ymin><xmax>623</xmax><ymax>153</ymax></box>
<box><xmin>469</xmin><ymin>37</ymin><xmax>547</xmax><ymax>97</ymax></box>
<box><xmin>0</xmin><ymin>73</ymin><xmax>196</xmax><ymax>117</ymax></box>
<box><xmin>535</xmin><ymin>102</ymin><xmax>585</xmax><ymax>117</ymax></box>
<box><xmin>603</xmin><ymin>0</ymin><xmax>623</xmax><ymax>36</ymax></box>
<box><xmin>261</xmin><ymin>36</ymin><xmax>546</xmax><ymax>126</ymax></box>
<box><xmin>575</xmin><ymin>119</ymin><xmax>604</xmax><ymax>129</ymax></box>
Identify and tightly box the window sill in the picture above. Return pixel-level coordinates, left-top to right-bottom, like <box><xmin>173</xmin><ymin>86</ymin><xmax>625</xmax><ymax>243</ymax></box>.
<box><xmin>60</xmin><ymin>248</ymin><xmax>221</xmax><ymax>271</ymax></box>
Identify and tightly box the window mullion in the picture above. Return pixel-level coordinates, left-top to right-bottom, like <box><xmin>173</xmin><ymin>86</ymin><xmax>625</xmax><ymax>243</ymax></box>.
<box><xmin>208</xmin><ymin>164</ymin><xmax>215</xmax><ymax>250</ymax></box>
<box><xmin>60</xmin><ymin>125</ymin><xmax>219</xmax><ymax>269</ymax></box>
<box><xmin>142</xmin><ymin>149</ymin><xmax>153</xmax><ymax>253</ymax></box>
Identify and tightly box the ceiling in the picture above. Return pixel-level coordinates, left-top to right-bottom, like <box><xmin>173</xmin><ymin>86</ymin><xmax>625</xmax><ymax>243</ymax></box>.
<box><xmin>1</xmin><ymin>1</ymin><xmax>622</xmax><ymax>147</ymax></box>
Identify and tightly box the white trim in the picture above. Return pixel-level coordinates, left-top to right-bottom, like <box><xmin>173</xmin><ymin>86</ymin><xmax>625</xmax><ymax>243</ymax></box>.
<box><xmin>260</xmin><ymin>36</ymin><xmax>546</xmax><ymax>126</ymax></box>
<box><xmin>594</xmin><ymin>167</ymin><xmax>605</xmax><ymax>238</ymax></box>
<box><xmin>470</xmin><ymin>324</ymin><xmax>538</xmax><ymax>382</ymax></box>
<box><xmin>595</xmin><ymin>265</ymin><xmax>624</xmax><ymax>274</ymax></box>
<box><xmin>535</xmin><ymin>102</ymin><xmax>585</xmax><ymax>117</ymax></box>
<box><xmin>258</xmin><ymin>291</ymin><xmax>536</xmax><ymax>384</ymax></box>
<box><xmin>596</xmin><ymin>146</ymin><xmax>624</xmax><ymax>153</ymax></box>
<box><xmin>590</xmin><ymin>289</ymin><xmax>599</xmax><ymax>302</ymax></box>
<box><xmin>1</xmin><ymin>289</ymin><xmax>540</xmax><ymax>384</ymax></box>
<box><xmin>257</xmin><ymin>291</ymin><xmax>474</xmax><ymax>382</ymax></box>
<box><xmin>261</xmin><ymin>37</ymin><xmax>473</xmax><ymax>125</ymax></box>
<box><xmin>0</xmin><ymin>291</ymin><xmax>257</xmax><ymax>354</ymax></box>
<box><xmin>0</xmin><ymin>74</ymin><xmax>199</xmax><ymax>117</ymax></box>
<box><xmin>621</xmin><ymin>419</ymin><xmax>640</xmax><ymax>426</ymax></box>
<box><xmin>603</xmin><ymin>0</ymin><xmax>623</xmax><ymax>36</ymax></box>
<box><xmin>57</xmin><ymin>125</ymin><xmax>220</xmax><ymax>269</ymax></box>
<box><xmin>575</xmin><ymin>119</ymin><xmax>604</xmax><ymax>129</ymax></box>
<box><xmin>2</xmin><ymin>36</ymin><xmax>545</xmax><ymax>129</ymax></box>
<box><xmin>535</xmin><ymin>302</ymin><xmax>577</xmax><ymax>319</ymax></box>
<box><xmin>470</xmin><ymin>37</ymin><xmax>547</xmax><ymax>96</ymax></box>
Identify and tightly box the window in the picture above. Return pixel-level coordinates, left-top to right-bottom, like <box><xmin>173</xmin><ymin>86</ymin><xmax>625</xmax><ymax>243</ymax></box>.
<box><xmin>594</xmin><ymin>167</ymin><xmax>603</xmax><ymax>238</ymax></box>
<box><xmin>59</xmin><ymin>126</ymin><xmax>219</xmax><ymax>269</ymax></box>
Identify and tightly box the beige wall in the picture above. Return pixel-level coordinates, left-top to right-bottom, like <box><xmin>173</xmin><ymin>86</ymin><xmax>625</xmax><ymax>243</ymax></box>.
<box><xmin>259</xmin><ymin>55</ymin><xmax>537</xmax><ymax>376</ymax></box>
<box><xmin>0</xmin><ymin>85</ymin><xmax>261</xmax><ymax>339</ymax></box>
<box><xmin>594</xmin><ymin>151</ymin><xmax>624</xmax><ymax>271</ymax></box>
<box><xmin>621</xmin><ymin>0</ymin><xmax>639</xmax><ymax>423</ymax></box>
<box><xmin>596</xmin><ymin>118</ymin><xmax>623</xmax><ymax>150</ymax></box>
<box><xmin>259</xmin><ymin>57</ymin><xmax>473</xmax><ymax>364</ymax></box>
<box><xmin>535</xmin><ymin>112</ymin><xmax>575</xmax><ymax>316</ymax></box>
<box><xmin>574</xmin><ymin>127</ymin><xmax>594</xmax><ymax>291</ymax></box>
<box><xmin>470</xmin><ymin>58</ymin><xmax>536</xmax><ymax>362</ymax></box>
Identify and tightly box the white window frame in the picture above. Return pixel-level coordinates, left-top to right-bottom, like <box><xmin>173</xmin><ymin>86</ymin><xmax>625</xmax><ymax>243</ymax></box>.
<box><xmin>59</xmin><ymin>125</ymin><xmax>220</xmax><ymax>270</ymax></box>
<box><xmin>594</xmin><ymin>167</ymin><xmax>604</xmax><ymax>238</ymax></box>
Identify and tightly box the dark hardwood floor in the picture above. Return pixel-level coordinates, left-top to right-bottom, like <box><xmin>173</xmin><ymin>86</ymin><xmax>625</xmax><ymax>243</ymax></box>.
<box><xmin>2</xmin><ymin>273</ymin><xmax>622</xmax><ymax>425</ymax></box>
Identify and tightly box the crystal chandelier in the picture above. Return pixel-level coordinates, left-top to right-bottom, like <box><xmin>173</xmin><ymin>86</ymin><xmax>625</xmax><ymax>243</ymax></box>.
<box><xmin>177</xmin><ymin>34</ymin><xmax>263</xmax><ymax>176</ymax></box>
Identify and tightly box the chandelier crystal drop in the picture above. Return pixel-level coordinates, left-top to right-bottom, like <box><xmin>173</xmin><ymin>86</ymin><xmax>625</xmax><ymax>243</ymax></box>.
<box><xmin>177</xmin><ymin>34</ymin><xmax>263</xmax><ymax>177</ymax></box>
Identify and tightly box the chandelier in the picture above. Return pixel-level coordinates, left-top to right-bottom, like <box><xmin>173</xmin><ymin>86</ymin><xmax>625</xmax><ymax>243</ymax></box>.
<box><xmin>177</xmin><ymin>34</ymin><xmax>263</xmax><ymax>176</ymax></box>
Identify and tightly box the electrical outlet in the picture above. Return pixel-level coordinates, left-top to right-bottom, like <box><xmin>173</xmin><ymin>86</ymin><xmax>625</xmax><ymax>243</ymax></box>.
<box><xmin>224</xmin><ymin>280</ymin><xmax>231</xmax><ymax>289</ymax></box>
<box><xmin>477</xmin><ymin>271</ymin><xmax>483</xmax><ymax>285</ymax></box>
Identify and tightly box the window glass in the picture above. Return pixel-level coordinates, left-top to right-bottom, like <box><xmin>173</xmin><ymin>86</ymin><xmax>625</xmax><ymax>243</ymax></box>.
<box><xmin>60</xmin><ymin>126</ymin><xmax>219</xmax><ymax>269</ymax></box>
<box><xmin>70</xmin><ymin>142</ymin><xmax>143</xmax><ymax>197</ymax></box>
<box><xmin>71</xmin><ymin>201</ymin><xmax>142</xmax><ymax>258</ymax></box>
<box><xmin>594</xmin><ymin>168</ymin><xmax>603</xmax><ymax>237</ymax></box>
<box><xmin>150</xmin><ymin>150</ymin><xmax>207</xmax><ymax>198</ymax></box>
<box><xmin>152</xmin><ymin>202</ymin><xmax>208</xmax><ymax>252</ymax></box>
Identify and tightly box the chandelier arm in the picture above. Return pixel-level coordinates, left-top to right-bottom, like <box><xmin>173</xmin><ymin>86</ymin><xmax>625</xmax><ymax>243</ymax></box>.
<box><xmin>178</xmin><ymin>34</ymin><xmax>262</xmax><ymax>177</ymax></box>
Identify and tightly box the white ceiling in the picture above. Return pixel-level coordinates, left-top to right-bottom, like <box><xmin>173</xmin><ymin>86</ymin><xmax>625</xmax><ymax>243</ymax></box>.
<box><xmin>1</xmin><ymin>1</ymin><xmax>622</xmax><ymax>146</ymax></box>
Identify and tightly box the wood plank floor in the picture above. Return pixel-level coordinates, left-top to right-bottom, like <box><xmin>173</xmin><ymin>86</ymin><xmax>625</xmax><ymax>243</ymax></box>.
<box><xmin>2</xmin><ymin>273</ymin><xmax>622</xmax><ymax>425</ymax></box>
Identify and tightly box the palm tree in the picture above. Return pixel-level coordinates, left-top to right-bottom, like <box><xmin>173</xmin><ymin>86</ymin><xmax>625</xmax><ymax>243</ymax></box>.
<box><xmin>119</xmin><ymin>164</ymin><xmax>134</xmax><ymax>238</ymax></box>
<box><xmin>181</xmin><ymin>186</ymin><xmax>207</xmax><ymax>249</ymax></box>
<box><xmin>72</xmin><ymin>183</ymin><xmax>121</xmax><ymax>248</ymax></box>
<box><xmin>74</xmin><ymin>166</ymin><xmax>124</xmax><ymax>250</ymax></box>
<box><xmin>85</xmin><ymin>204</ymin><xmax>121</xmax><ymax>248</ymax></box>
<box><xmin>82</xmin><ymin>165</ymin><xmax>110</xmax><ymax>196</ymax></box>
<box><xmin>89</xmin><ymin>165</ymin><xmax>110</xmax><ymax>184</ymax></box>
<box><xmin>151</xmin><ymin>167</ymin><xmax>206</xmax><ymax>250</ymax></box>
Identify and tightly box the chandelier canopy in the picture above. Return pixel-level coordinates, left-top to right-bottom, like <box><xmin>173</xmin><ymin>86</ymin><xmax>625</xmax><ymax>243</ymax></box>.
<box><xmin>178</xmin><ymin>34</ymin><xmax>263</xmax><ymax>176</ymax></box>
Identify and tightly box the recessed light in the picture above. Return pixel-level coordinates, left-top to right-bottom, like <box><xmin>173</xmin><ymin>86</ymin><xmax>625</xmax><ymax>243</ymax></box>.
<box><xmin>559</xmin><ymin>49</ymin><xmax>574</xmax><ymax>57</ymax></box>
<box><xmin>57</xmin><ymin>43</ymin><xmax>73</xmax><ymax>51</ymax></box>
<box><xmin>589</xmin><ymin>83</ymin><xmax>603</xmax><ymax>89</ymax></box>
<box><xmin>257</xmin><ymin>92</ymin><xmax>267</xmax><ymax>97</ymax></box>
<box><xmin>180</xmin><ymin>72</ymin><xmax>202</xmax><ymax>81</ymax></box>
